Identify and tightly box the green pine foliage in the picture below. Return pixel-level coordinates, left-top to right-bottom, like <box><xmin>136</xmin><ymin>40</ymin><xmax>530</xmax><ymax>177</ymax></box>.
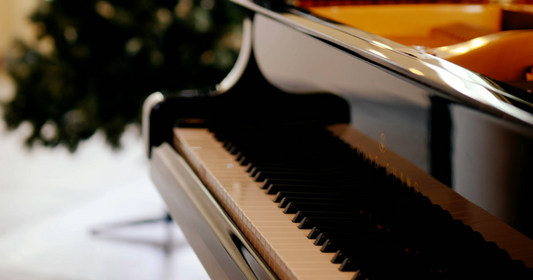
<box><xmin>4</xmin><ymin>0</ymin><xmax>243</xmax><ymax>151</ymax></box>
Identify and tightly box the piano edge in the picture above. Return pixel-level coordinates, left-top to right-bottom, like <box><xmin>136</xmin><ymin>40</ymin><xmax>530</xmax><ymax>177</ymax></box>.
<box><xmin>151</xmin><ymin>142</ymin><xmax>278</xmax><ymax>280</ymax></box>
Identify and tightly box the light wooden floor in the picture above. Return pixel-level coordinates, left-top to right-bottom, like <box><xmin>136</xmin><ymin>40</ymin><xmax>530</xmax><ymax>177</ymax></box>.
<box><xmin>0</xmin><ymin>71</ymin><xmax>209</xmax><ymax>280</ymax></box>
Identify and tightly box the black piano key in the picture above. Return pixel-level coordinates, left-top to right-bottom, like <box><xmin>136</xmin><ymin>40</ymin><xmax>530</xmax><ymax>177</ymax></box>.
<box><xmin>331</xmin><ymin>250</ymin><xmax>360</xmax><ymax>264</ymax></box>
<box><xmin>239</xmin><ymin>156</ymin><xmax>251</xmax><ymax>166</ymax></box>
<box><xmin>246</xmin><ymin>162</ymin><xmax>310</xmax><ymax>173</ymax></box>
<box><xmin>335</xmin><ymin>248</ymin><xmax>378</xmax><ymax>266</ymax></box>
<box><xmin>284</xmin><ymin>202</ymin><xmax>359</xmax><ymax>214</ymax></box>
<box><xmin>298</xmin><ymin>216</ymin><xmax>372</xmax><ymax>229</ymax></box>
<box><xmin>236</xmin><ymin>152</ymin><xmax>246</xmax><ymax>162</ymax></box>
<box><xmin>340</xmin><ymin>258</ymin><xmax>361</xmax><ymax>272</ymax></box>
<box><xmin>242</xmin><ymin>154</ymin><xmax>323</xmax><ymax>166</ymax></box>
<box><xmin>222</xmin><ymin>140</ymin><xmax>232</xmax><ymax>149</ymax></box>
<box><xmin>274</xmin><ymin>192</ymin><xmax>341</xmax><ymax>203</ymax></box>
<box><xmin>213</xmin><ymin>132</ymin><xmax>225</xmax><ymax>141</ymax></box>
<box><xmin>234</xmin><ymin>150</ymin><xmax>243</xmax><ymax>160</ymax></box>
<box><xmin>278</xmin><ymin>197</ymin><xmax>351</xmax><ymax>208</ymax></box>
<box><xmin>308</xmin><ymin>226</ymin><xmax>342</xmax><ymax>239</ymax></box>
<box><xmin>228</xmin><ymin>146</ymin><xmax>239</xmax><ymax>155</ymax></box>
<box><xmin>314</xmin><ymin>228</ymin><xmax>388</xmax><ymax>247</ymax></box>
<box><xmin>262</xmin><ymin>179</ymin><xmax>325</xmax><ymax>190</ymax></box>
<box><xmin>321</xmin><ymin>238</ymin><xmax>380</xmax><ymax>253</ymax></box>
<box><xmin>250</xmin><ymin>166</ymin><xmax>312</xmax><ymax>177</ymax></box>
<box><xmin>307</xmin><ymin>224</ymin><xmax>374</xmax><ymax>239</ymax></box>
<box><xmin>331</xmin><ymin>250</ymin><xmax>345</xmax><ymax>264</ymax></box>
<box><xmin>292</xmin><ymin>210</ymin><xmax>364</xmax><ymax>223</ymax></box>
<box><xmin>340</xmin><ymin>251</ymin><xmax>411</xmax><ymax>274</ymax></box>
<box><xmin>266</xmin><ymin>184</ymin><xmax>331</xmax><ymax>195</ymax></box>
<box><xmin>335</xmin><ymin>246</ymin><xmax>402</xmax><ymax>271</ymax></box>
<box><xmin>249</xmin><ymin>152</ymin><xmax>349</xmax><ymax>164</ymax></box>
<box><xmin>255</xmin><ymin>171</ymin><xmax>323</xmax><ymax>182</ymax></box>
<box><xmin>314</xmin><ymin>232</ymin><xmax>364</xmax><ymax>246</ymax></box>
<box><xmin>253</xmin><ymin>165</ymin><xmax>365</xmax><ymax>179</ymax></box>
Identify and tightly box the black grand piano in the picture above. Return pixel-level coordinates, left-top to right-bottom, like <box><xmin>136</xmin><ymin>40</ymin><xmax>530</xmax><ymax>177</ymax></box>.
<box><xmin>143</xmin><ymin>0</ymin><xmax>533</xmax><ymax>279</ymax></box>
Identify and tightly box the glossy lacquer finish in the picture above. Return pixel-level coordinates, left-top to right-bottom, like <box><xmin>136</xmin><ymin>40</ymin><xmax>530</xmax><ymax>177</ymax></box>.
<box><xmin>151</xmin><ymin>143</ymin><xmax>277</xmax><ymax>280</ymax></box>
<box><xmin>229</xmin><ymin>1</ymin><xmax>533</xmax><ymax>239</ymax></box>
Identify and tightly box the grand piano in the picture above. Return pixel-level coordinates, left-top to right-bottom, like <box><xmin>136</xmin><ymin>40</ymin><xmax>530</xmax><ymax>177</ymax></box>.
<box><xmin>143</xmin><ymin>0</ymin><xmax>533</xmax><ymax>279</ymax></box>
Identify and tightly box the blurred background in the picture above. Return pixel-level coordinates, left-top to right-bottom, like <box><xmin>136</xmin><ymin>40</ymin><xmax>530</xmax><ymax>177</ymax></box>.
<box><xmin>0</xmin><ymin>0</ymin><xmax>243</xmax><ymax>279</ymax></box>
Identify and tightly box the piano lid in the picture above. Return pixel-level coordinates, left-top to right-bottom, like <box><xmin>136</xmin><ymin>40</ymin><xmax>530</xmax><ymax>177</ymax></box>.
<box><xmin>230</xmin><ymin>0</ymin><xmax>533</xmax><ymax>126</ymax></box>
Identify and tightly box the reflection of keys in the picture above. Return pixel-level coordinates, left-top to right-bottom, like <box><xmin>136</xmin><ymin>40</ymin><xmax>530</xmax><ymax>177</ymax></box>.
<box><xmin>175</xmin><ymin>128</ymin><xmax>356</xmax><ymax>280</ymax></box>
<box><xmin>175</xmin><ymin>126</ymin><xmax>533</xmax><ymax>279</ymax></box>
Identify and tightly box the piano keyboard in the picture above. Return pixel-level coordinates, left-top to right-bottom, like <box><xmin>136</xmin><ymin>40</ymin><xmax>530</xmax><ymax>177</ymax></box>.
<box><xmin>173</xmin><ymin>125</ymin><xmax>533</xmax><ymax>279</ymax></box>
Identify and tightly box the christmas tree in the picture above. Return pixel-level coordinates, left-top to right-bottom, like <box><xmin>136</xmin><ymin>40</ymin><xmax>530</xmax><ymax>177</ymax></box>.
<box><xmin>4</xmin><ymin>0</ymin><xmax>243</xmax><ymax>151</ymax></box>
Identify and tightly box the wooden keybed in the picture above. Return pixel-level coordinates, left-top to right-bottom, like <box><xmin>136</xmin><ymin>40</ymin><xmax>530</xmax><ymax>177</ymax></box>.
<box><xmin>173</xmin><ymin>125</ymin><xmax>533</xmax><ymax>280</ymax></box>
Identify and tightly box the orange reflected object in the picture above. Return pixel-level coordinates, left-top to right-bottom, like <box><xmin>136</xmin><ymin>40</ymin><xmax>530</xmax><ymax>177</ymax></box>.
<box><xmin>309</xmin><ymin>4</ymin><xmax>533</xmax><ymax>82</ymax></box>
<box><xmin>433</xmin><ymin>31</ymin><xmax>533</xmax><ymax>81</ymax></box>
<box><xmin>310</xmin><ymin>4</ymin><xmax>502</xmax><ymax>41</ymax></box>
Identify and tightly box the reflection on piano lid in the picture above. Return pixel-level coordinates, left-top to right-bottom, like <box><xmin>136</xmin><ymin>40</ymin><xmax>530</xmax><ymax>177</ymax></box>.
<box><xmin>143</xmin><ymin>0</ymin><xmax>533</xmax><ymax>279</ymax></box>
<box><xmin>306</xmin><ymin>3</ymin><xmax>533</xmax><ymax>84</ymax></box>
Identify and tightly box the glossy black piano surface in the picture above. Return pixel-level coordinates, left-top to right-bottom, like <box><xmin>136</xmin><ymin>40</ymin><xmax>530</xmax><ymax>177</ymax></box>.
<box><xmin>144</xmin><ymin>0</ymin><xmax>533</xmax><ymax>279</ymax></box>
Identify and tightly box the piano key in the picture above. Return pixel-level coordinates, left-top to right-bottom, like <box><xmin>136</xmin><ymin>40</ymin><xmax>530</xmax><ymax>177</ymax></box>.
<box><xmin>298</xmin><ymin>216</ymin><xmax>372</xmax><ymax>229</ymax></box>
<box><xmin>314</xmin><ymin>232</ymin><xmax>368</xmax><ymax>246</ymax></box>
<box><xmin>247</xmin><ymin>162</ymin><xmax>312</xmax><ymax>172</ymax></box>
<box><xmin>278</xmin><ymin>197</ymin><xmax>352</xmax><ymax>208</ymax></box>
<box><xmin>250</xmin><ymin>166</ymin><xmax>313</xmax><ymax>177</ymax></box>
<box><xmin>332</xmin><ymin>247</ymin><xmax>406</xmax><ymax>269</ymax></box>
<box><xmin>228</xmin><ymin>146</ymin><xmax>239</xmax><ymax>155</ymax></box>
<box><xmin>274</xmin><ymin>192</ymin><xmax>342</xmax><ymax>203</ymax></box>
<box><xmin>339</xmin><ymin>258</ymin><xmax>364</xmax><ymax>272</ymax></box>
<box><xmin>306</xmin><ymin>224</ymin><xmax>377</xmax><ymax>239</ymax></box>
<box><xmin>292</xmin><ymin>210</ymin><xmax>365</xmax><ymax>223</ymax></box>
<box><xmin>331</xmin><ymin>249</ymin><xmax>370</xmax><ymax>264</ymax></box>
<box><xmin>248</xmin><ymin>162</ymin><xmax>335</xmax><ymax>174</ymax></box>
<box><xmin>255</xmin><ymin>171</ymin><xmax>323</xmax><ymax>182</ymax></box>
<box><xmin>263</xmin><ymin>179</ymin><xmax>325</xmax><ymax>190</ymax></box>
<box><xmin>320</xmin><ymin>238</ymin><xmax>387</xmax><ymax>253</ymax></box>
<box><xmin>284</xmin><ymin>202</ymin><xmax>360</xmax><ymax>214</ymax></box>
<box><xmin>331</xmin><ymin>250</ymin><xmax>348</xmax><ymax>264</ymax></box>
<box><xmin>241</xmin><ymin>155</ymin><xmax>318</xmax><ymax>167</ymax></box>
<box><xmin>266</xmin><ymin>184</ymin><xmax>331</xmax><ymax>195</ymax></box>
<box><xmin>337</xmin><ymin>247</ymin><xmax>410</xmax><ymax>272</ymax></box>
